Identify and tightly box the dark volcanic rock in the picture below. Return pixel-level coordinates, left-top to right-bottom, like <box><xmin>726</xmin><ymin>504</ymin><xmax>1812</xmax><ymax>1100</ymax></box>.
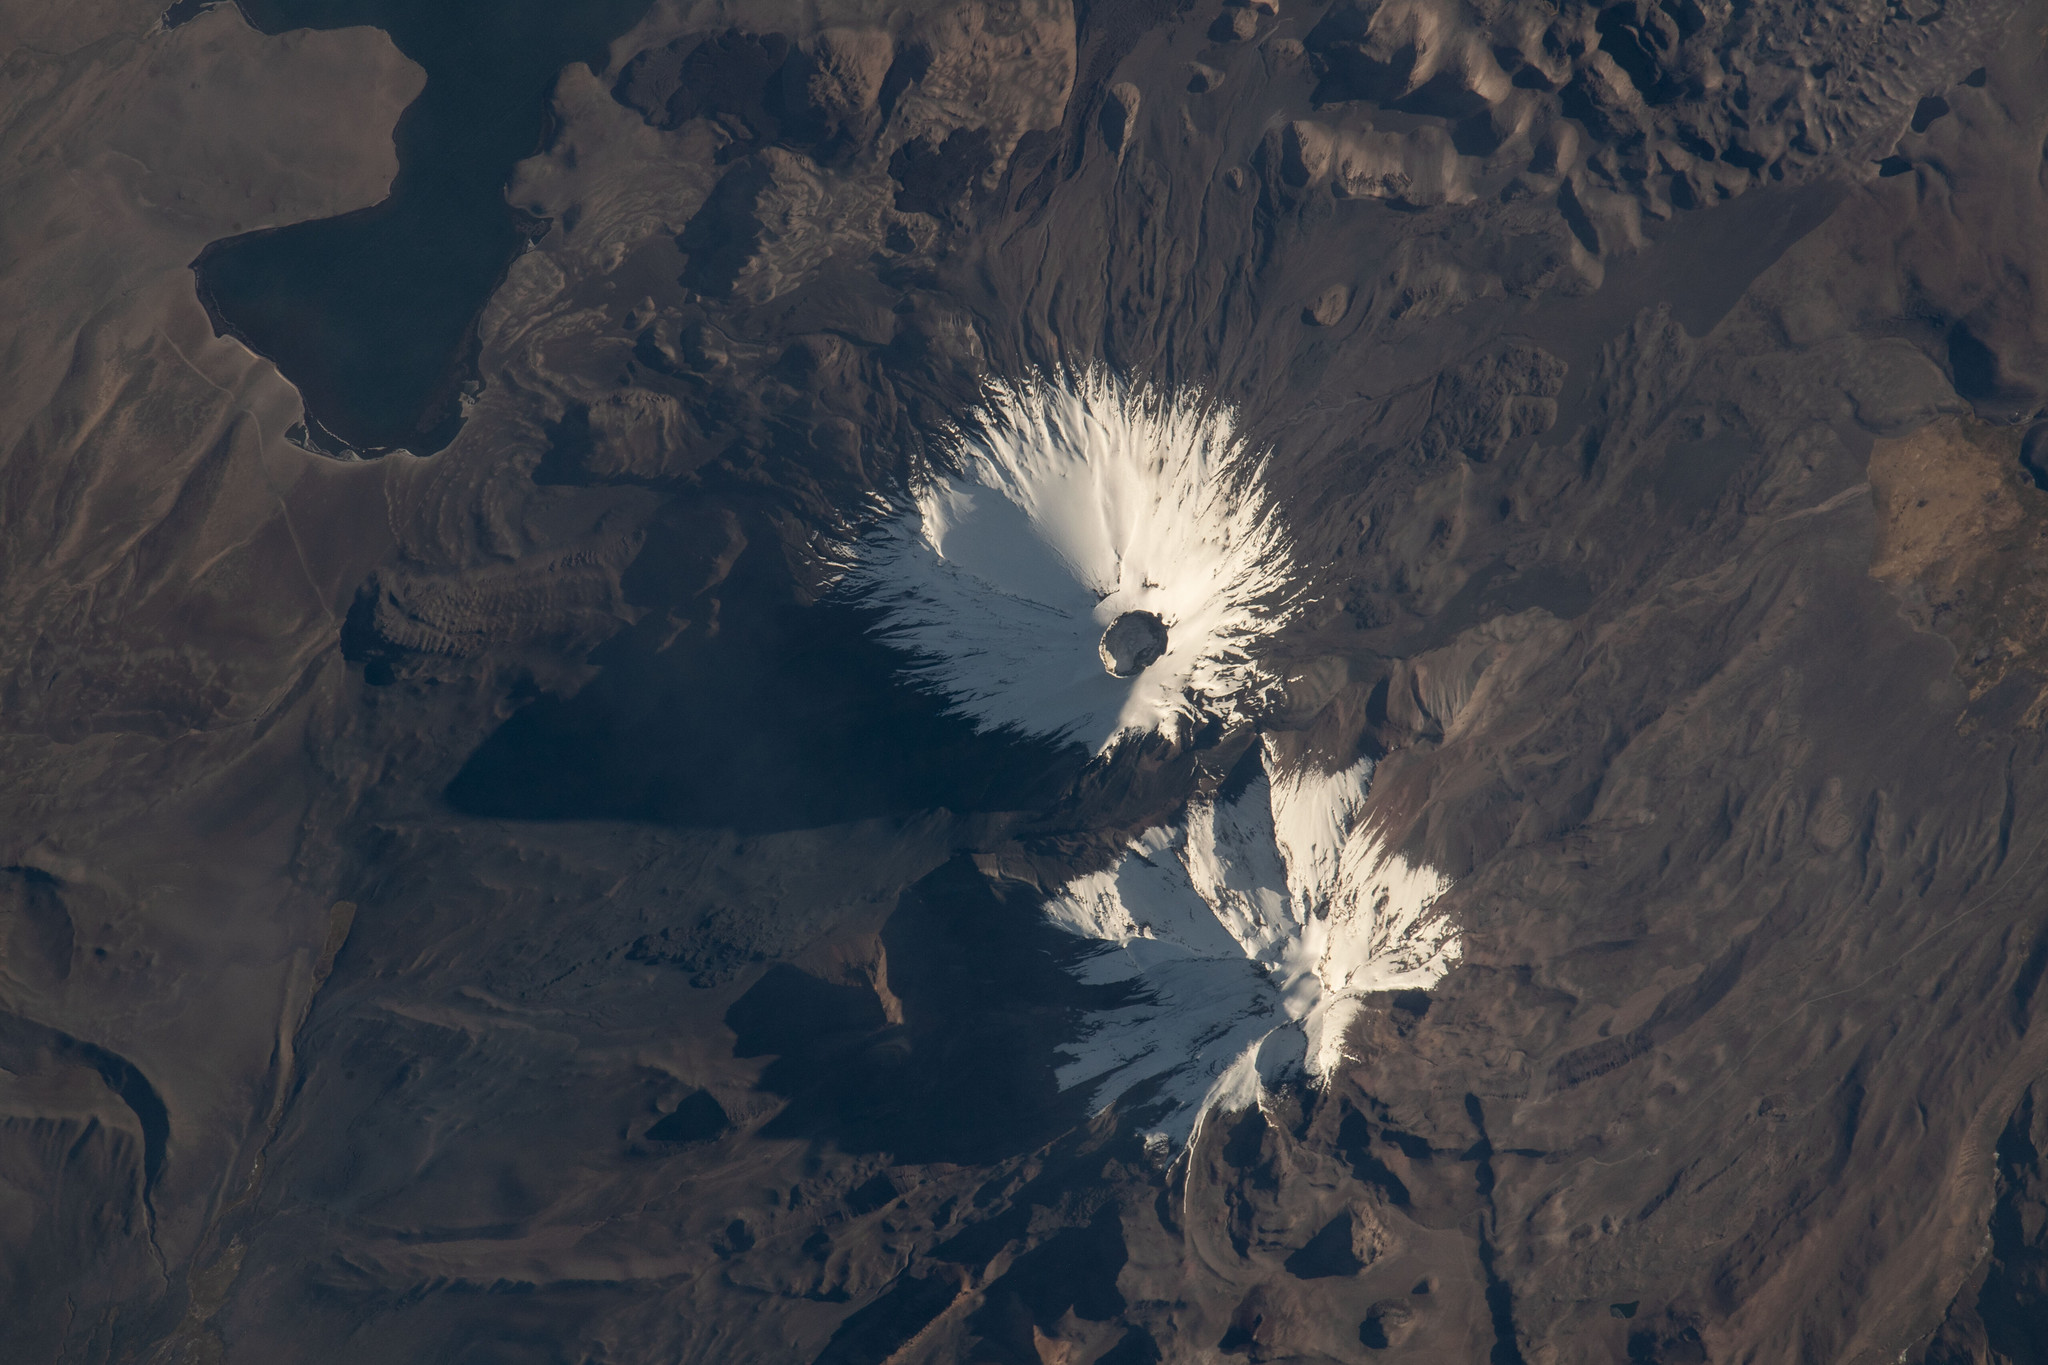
<box><xmin>6</xmin><ymin>0</ymin><xmax>2048</xmax><ymax>1362</ymax></box>
<box><xmin>1099</xmin><ymin>610</ymin><xmax>1170</xmax><ymax>677</ymax></box>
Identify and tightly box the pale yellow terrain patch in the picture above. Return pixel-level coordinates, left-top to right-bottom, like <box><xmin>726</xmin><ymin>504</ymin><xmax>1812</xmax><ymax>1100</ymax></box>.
<box><xmin>1868</xmin><ymin>416</ymin><xmax>2048</xmax><ymax>721</ymax></box>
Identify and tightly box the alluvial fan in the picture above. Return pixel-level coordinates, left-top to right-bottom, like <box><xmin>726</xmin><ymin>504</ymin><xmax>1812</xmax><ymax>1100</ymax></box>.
<box><xmin>849</xmin><ymin>371</ymin><xmax>1297</xmax><ymax>751</ymax></box>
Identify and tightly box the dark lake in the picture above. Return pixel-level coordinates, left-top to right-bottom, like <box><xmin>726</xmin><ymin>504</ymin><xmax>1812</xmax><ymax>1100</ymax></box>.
<box><xmin>192</xmin><ymin>0</ymin><xmax>653</xmax><ymax>452</ymax></box>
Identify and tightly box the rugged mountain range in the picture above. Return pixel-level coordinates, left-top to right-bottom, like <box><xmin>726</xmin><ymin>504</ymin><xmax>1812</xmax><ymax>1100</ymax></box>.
<box><xmin>5</xmin><ymin>0</ymin><xmax>2048</xmax><ymax>1360</ymax></box>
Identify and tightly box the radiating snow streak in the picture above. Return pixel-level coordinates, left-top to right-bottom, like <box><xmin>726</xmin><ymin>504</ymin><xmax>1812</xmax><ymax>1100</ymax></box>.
<box><xmin>1046</xmin><ymin>739</ymin><xmax>1460</xmax><ymax>1144</ymax></box>
<box><xmin>849</xmin><ymin>372</ymin><xmax>1296</xmax><ymax>751</ymax></box>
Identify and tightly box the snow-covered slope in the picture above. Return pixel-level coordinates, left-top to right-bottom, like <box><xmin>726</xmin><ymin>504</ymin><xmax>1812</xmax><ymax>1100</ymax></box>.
<box><xmin>1046</xmin><ymin>738</ymin><xmax>1460</xmax><ymax>1145</ymax></box>
<box><xmin>849</xmin><ymin>372</ymin><xmax>1297</xmax><ymax>751</ymax></box>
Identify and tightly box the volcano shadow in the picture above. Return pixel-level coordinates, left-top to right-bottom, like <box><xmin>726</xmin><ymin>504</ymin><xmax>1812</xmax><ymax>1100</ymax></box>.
<box><xmin>445</xmin><ymin>585</ymin><xmax>1085</xmax><ymax>834</ymax></box>
<box><xmin>724</xmin><ymin>858</ymin><xmax>1130</xmax><ymax>1165</ymax></box>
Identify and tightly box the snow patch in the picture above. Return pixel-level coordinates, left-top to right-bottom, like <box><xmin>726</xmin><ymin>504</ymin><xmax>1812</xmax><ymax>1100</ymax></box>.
<box><xmin>1046</xmin><ymin>738</ymin><xmax>1459</xmax><ymax>1144</ymax></box>
<box><xmin>848</xmin><ymin>372</ymin><xmax>1297</xmax><ymax>751</ymax></box>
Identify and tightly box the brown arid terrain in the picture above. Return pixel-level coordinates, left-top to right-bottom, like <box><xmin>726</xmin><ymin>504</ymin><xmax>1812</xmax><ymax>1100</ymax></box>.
<box><xmin>6</xmin><ymin>0</ymin><xmax>2048</xmax><ymax>1361</ymax></box>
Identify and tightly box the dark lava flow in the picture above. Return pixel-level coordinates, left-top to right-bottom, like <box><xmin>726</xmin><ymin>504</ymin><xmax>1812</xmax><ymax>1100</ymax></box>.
<box><xmin>190</xmin><ymin>0</ymin><xmax>653</xmax><ymax>452</ymax></box>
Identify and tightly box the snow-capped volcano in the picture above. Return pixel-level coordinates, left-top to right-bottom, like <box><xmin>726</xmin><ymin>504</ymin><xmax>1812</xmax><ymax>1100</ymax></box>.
<box><xmin>1047</xmin><ymin>739</ymin><xmax>1461</xmax><ymax>1146</ymax></box>
<box><xmin>850</xmin><ymin>371</ymin><xmax>1455</xmax><ymax>1142</ymax></box>
<box><xmin>849</xmin><ymin>372</ymin><xmax>1296</xmax><ymax>752</ymax></box>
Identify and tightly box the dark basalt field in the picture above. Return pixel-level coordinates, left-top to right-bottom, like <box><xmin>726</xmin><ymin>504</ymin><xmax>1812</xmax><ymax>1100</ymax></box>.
<box><xmin>5</xmin><ymin>0</ymin><xmax>2048</xmax><ymax>1361</ymax></box>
